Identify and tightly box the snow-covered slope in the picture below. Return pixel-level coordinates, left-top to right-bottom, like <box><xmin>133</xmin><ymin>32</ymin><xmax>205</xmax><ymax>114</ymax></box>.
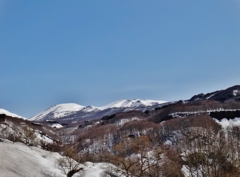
<box><xmin>30</xmin><ymin>99</ymin><xmax>168</xmax><ymax>122</ymax></box>
<box><xmin>0</xmin><ymin>140</ymin><xmax>116</xmax><ymax>177</ymax></box>
<box><xmin>0</xmin><ymin>108</ymin><xmax>25</xmax><ymax>119</ymax></box>
<box><xmin>0</xmin><ymin>140</ymin><xmax>63</xmax><ymax>177</ymax></box>
<box><xmin>99</xmin><ymin>99</ymin><xmax>166</xmax><ymax>110</ymax></box>
<box><xmin>30</xmin><ymin>103</ymin><xmax>96</xmax><ymax>121</ymax></box>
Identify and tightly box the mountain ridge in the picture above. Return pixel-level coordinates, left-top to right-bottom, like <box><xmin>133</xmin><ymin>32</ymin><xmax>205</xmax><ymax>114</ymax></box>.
<box><xmin>29</xmin><ymin>99</ymin><xmax>167</xmax><ymax>123</ymax></box>
<box><xmin>0</xmin><ymin>108</ymin><xmax>25</xmax><ymax>119</ymax></box>
<box><xmin>3</xmin><ymin>85</ymin><xmax>240</xmax><ymax>124</ymax></box>
<box><xmin>189</xmin><ymin>85</ymin><xmax>240</xmax><ymax>102</ymax></box>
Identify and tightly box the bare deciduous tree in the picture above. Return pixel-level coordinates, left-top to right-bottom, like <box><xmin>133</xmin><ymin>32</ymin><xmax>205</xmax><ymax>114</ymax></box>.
<box><xmin>56</xmin><ymin>147</ymin><xmax>85</xmax><ymax>177</ymax></box>
<box><xmin>22</xmin><ymin>126</ymin><xmax>36</xmax><ymax>146</ymax></box>
<box><xmin>179</xmin><ymin>126</ymin><xmax>240</xmax><ymax>177</ymax></box>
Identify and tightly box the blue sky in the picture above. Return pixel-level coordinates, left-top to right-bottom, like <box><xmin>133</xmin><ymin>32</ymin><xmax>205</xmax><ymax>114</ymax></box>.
<box><xmin>0</xmin><ymin>0</ymin><xmax>240</xmax><ymax>117</ymax></box>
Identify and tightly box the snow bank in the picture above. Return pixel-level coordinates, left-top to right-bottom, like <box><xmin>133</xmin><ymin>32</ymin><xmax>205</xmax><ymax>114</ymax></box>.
<box><xmin>0</xmin><ymin>140</ymin><xmax>64</xmax><ymax>177</ymax></box>
<box><xmin>0</xmin><ymin>140</ymin><xmax>117</xmax><ymax>177</ymax></box>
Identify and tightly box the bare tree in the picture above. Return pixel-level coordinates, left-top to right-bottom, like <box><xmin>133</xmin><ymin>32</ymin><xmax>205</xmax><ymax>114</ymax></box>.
<box><xmin>178</xmin><ymin>126</ymin><xmax>240</xmax><ymax>177</ymax></box>
<box><xmin>22</xmin><ymin>126</ymin><xmax>36</xmax><ymax>146</ymax></box>
<box><xmin>105</xmin><ymin>136</ymin><xmax>165</xmax><ymax>177</ymax></box>
<box><xmin>56</xmin><ymin>147</ymin><xmax>85</xmax><ymax>177</ymax></box>
<box><xmin>159</xmin><ymin>145</ymin><xmax>184</xmax><ymax>177</ymax></box>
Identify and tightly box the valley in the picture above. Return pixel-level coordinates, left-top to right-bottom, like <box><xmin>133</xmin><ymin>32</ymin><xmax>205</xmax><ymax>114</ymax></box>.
<box><xmin>1</xmin><ymin>85</ymin><xmax>240</xmax><ymax>176</ymax></box>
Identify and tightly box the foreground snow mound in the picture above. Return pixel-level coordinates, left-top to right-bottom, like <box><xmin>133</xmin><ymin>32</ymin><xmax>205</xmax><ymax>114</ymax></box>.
<box><xmin>0</xmin><ymin>140</ymin><xmax>116</xmax><ymax>177</ymax></box>
<box><xmin>0</xmin><ymin>140</ymin><xmax>64</xmax><ymax>177</ymax></box>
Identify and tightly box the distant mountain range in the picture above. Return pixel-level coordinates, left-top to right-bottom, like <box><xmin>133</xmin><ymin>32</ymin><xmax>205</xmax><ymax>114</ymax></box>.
<box><xmin>29</xmin><ymin>99</ymin><xmax>167</xmax><ymax>123</ymax></box>
<box><xmin>2</xmin><ymin>85</ymin><xmax>240</xmax><ymax>124</ymax></box>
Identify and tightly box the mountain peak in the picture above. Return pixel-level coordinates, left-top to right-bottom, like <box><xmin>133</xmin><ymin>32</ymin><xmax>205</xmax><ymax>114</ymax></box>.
<box><xmin>29</xmin><ymin>103</ymin><xmax>86</xmax><ymax>121</ymax></box>
<box><xmin>30</xmin><ymin>99</ymin><xmax>167</xmax><ymax>122</ymax></box>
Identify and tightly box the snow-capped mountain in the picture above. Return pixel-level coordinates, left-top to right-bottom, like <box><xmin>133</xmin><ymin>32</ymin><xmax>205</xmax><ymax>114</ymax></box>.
<box><xmin>30</xmin><ymin>103</ymin><xmax>98</xmax><ymax>121</ymax></box>
<box><xmin>0</xmin><ymin>108</ymin><xmax>25</xmax><ymax>119</ymax></box>
<box><xmin>30</xmin><ymin>99</ymin><xmax>167</xmax><ymax>123</ymax></box>
<box><xmin>98</xmin><ymin>99</ymin><xmax>166</xmax><ymax>110</ymax></box>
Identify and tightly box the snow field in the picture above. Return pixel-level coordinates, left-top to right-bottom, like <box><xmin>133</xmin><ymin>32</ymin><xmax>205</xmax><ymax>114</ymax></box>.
<box><xmin>0</xmin><ymin>140</ymin><xmax>117</xmax><ymax>177</ymax></box>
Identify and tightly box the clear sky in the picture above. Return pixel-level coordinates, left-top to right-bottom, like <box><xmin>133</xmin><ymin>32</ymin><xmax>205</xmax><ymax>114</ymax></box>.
<box><xmin>0</xmin><ymin>0</ymin><xmax>240</xmax><ymax>118</ymax></box>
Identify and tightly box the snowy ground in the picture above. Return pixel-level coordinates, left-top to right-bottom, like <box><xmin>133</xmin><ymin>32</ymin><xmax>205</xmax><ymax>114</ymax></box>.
<box><xmin>0</xmin><ymin>140</ymin><xmax>114</xmax><ymax>177</ymax></box>
<box><xmin>214</xmin><ymin>117</ymin><xmax>240</xmax><ymax>129</ymax></box>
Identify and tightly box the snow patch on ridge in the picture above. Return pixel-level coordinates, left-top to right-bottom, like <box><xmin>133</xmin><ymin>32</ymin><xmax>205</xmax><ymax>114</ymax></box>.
<box><xmin>0</xmin><ymin>140</ymin><xmax>118</xmax><ymax>177</ymax></box>
<box><xmin>233</xmin><ymin>90</ymin><xmax>240</xmax><ymax>96</ymax></box>
<box><xmin>0</xmin><ymin>108</ymin><xmax>25</xmax><ymax>119</ymax></box>
<box><xmin>51</xmin><ymin>123</ymin><xmax>63</xmax><ymax>129</ymax></box>
<box><xmin>215</xmin><ymin>117</ymin><xmax>240</xmax><ymax>129</ymax></box>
